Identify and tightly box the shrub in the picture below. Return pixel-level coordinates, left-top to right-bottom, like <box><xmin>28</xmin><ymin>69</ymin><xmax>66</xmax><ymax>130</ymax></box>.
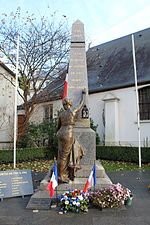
<box><xmin>90</xmin><ymin>118</ymin><xmax>100</xmax><ymax>145</ymax></box>
<box><xmin>0</xmin><ymin>147</ymin><xmax>47</xmax><ymax>163</ymax></box>
<box><xmin>96</xmin><ymin>146</ymin><xmax>150</xmax><ymax>163</ymax></box>
<box><xmin>17</xmin><ymin>119</ymin><xmax>58</xmax><ymax>159</ymax></box>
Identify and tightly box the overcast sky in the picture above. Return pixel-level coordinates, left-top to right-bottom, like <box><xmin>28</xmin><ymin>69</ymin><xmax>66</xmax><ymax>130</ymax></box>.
<box><xmin>1</xmin><ymin>0</ymin><xmax>150</xmax><ymax>46</ymax></box>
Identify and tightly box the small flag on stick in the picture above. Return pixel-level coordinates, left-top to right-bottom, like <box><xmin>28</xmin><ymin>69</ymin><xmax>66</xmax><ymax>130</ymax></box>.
<box><xmin>62</xmin><ymin>73</ymin><xmax>68</xmax><ymax>100</ymax></box>
<box><xmin>83</xmin><ymin>163</ymin><xmax>96</xmax><ymax>193</ymax></box>
<box><xmin>47</xmin><ymin>160</ymin><xmax>58</xmax><ymax>198</ymax></box>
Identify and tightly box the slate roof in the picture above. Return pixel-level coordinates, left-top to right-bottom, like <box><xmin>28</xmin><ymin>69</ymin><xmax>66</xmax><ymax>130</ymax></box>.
<box><xmin>87</xmin><ymin>27</ymin><xmax>150</xmax><ymax>94</ymax></box>
<box><xmin>19</xmin><ymin>27</ymin><xmax>150</xmax><ymax>106</ymax></box>
<box><xmin>34</xmin><ymin>71</ymin><xmax>66</xmax><ymax>103</ymax></box>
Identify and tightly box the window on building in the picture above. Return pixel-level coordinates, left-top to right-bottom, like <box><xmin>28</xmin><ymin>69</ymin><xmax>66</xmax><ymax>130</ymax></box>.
<box><xmin>139</xmin><ymin>86</ymin><xmax>150</xmax><ymax>120</ymax></box>
<box><xmin>44</xmin><ymin>105</ymin><xmax>53</xmax><ymax>121</ymax></box>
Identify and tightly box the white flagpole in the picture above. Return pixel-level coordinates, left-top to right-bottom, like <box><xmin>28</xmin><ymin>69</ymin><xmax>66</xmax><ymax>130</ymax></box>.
<box><xmin>13</xmin><ymin>34</ymin><xmax>20</xmax><ymax>169</ymax></box>
<box><xmin>131</xmin><ymin>34</ymin><xmax>141</xmax><ymax>168</ymax></box>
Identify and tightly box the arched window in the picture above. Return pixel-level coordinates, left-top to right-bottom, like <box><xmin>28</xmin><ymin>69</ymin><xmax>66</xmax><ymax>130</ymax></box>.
<box><xmin>139</xmin><ymin>86</ymin><xmax>150</xmax><ymax>120</ymax></box>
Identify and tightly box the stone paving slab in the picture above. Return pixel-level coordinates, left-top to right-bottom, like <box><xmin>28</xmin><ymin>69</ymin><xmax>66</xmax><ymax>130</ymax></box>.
<box><xmin>0</xmin><ymin>170</ymin><xmax>149</xmax><ymax>225</ymax></box>
<box><xmin>26</xmin><ymin>197</ymin><xmax>50</xmax><ymax>210</ymax></box>
<box><xmin>0</xmin><ymin>216</ymin><xmax>21</xmax><ymax>225</ymax></box>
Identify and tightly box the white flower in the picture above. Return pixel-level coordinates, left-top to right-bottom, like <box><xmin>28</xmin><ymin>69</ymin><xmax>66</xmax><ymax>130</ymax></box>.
<box><xmin>65</xmin><ymin>200</ymin><xmax>69</xmax><ymax>205</ymax></box>
<box><xmin>73</xmin><ymin>201</ymin><xmax>76</xmax><ymax>205</ymax></box>
<box><xmin>78</xmin><ymin>195</ymin><xmax>83</xmax><ymax>200</ymax></box>
<box><xmin>121</xmin><ymin>200</ymin><xmax>124</xmax><ymax>205</ymax></box>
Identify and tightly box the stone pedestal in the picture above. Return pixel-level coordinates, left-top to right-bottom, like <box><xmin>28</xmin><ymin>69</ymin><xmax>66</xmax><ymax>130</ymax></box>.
<box><xmin>74</xmin><ymin>127</ymin><xmax>96</xmax><ymax>165</ymax></box>
<box><xmin>46</xmin><ymin>161</ymin><xmax>111</xmax><ymax>192</ymax></box>
<box><xmin>26</xmin><ymin>160</ymin><xmax>112</xmax><ymax>209</ymax></box>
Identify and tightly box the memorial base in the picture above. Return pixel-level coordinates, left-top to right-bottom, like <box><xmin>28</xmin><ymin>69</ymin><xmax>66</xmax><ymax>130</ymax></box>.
<box><xmin>26</xmin><ymin>161</ymin><xmax>112</xmax><ymax>209</ymax></box>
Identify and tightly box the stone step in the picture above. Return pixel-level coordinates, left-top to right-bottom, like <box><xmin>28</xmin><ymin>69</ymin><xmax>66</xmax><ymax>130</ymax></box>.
<box><xmin>76</xmin><ymin>161</ymin><xmax>106</xmax><ymax>178</ymax></box>
<box><xmin>39</xmin><ymin>161</ymin><xmax>112</xmax><ymax>191</ymax></box>
<box><xmin>57</xmin><ymin>177</ymin><xmax>112</xmax><ymax>192</ymax></box>
<box><xmin>27</xmin><ymin>162</ymin><xmax>112</xmax><ymax>209</ymax></box>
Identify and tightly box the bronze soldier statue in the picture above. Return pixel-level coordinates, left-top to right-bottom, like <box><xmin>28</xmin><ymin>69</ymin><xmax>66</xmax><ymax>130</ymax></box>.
<box><xmin>57</xmin><ymin>89</ymin><xmax>86</xmax><ymax>183</ymax></box>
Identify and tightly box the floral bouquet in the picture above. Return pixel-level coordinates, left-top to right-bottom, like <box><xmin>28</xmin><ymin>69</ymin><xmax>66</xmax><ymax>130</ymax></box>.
<box><xmin>89</xmin><ymin>183</ymin><xmax>132</xmax><ymax>209</ymax></box>
<box><xmin>59</xmin><ymin>189</ymin><xmax>89</xmax><ymax>213</ymax></box>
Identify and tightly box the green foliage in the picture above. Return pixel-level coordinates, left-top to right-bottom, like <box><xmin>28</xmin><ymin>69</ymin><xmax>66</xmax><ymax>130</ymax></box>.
<box><xmin>0</xmin><ymin>147</ymin><xmax>46</xmax><ymax>163</ymax></box>
<box><xmin>18</xmin><ymin>76</ymin><xmax>30</xmax><ymax>95</ymax></box>
<box><xmin>16</xmin><ymin>147</ymin><xmax>47</xmax><ymax>162</ymax></box>
<box><xmin>90</xmin><ymin>118</ymin><xmax>100</xmax><ymax>145</ymax></box>
<box><xmin>0</xmin><ymin>150</ymin><xmax>13</xmax><ymax>163</ymax></box>
<box><xmin>17</xmin><ymin>119</ymin><xmax>58</xmax><ymax>159</ymax></box>
<box><xmin>96</xmin><ymin>146</ymin><xmax>150</xmax><ymax>163</ymax></box>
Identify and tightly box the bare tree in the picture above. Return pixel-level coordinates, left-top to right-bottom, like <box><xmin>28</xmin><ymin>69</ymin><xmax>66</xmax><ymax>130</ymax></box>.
<box><xmin>0</xmin><ymin>8</ymin><xmax>70</xmax><ymax>135</ymax></box>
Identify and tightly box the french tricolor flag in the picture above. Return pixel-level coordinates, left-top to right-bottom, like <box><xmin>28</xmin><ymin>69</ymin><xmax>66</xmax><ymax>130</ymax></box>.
<box><xmin>47</xmin><ymin>161</ymin><xmax>58</xmax><ymax>198</ymax></box>
<box><xmin>62</xmin><ymin>73</ymin><xmax>68</xmax><ymax>100</ymax></box>
<box><xmin>83</xmin><ymin>164</ymin><xmax>96</xmax><ymax>193</ymax></box>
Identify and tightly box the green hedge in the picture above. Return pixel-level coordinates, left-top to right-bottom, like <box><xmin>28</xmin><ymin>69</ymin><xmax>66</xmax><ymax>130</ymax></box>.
<box><xmin>0</xmin><ymin>147</ymin><xmax>47</xmax><ymax>163</ymax></box>
<box><xmin>1</xmin><ymin>146</ymin><xmax>149</xmax><ymax>164</ymax></box>
<box><xmin>96</xmin><ymin>146</ymin><xmax>150</xmax><ymax>163</ymax></box>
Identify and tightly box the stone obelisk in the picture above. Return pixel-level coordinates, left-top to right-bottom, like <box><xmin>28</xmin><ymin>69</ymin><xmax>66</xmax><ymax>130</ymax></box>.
<box><xmin>67</xmin><ymin>20</ymin><xmax>90</xmax><ymax>128</ymax></box>
<box><xmin>67</xmin><ymin>20</ymin><xmax>95</xmax><ymax>166</ymax></box>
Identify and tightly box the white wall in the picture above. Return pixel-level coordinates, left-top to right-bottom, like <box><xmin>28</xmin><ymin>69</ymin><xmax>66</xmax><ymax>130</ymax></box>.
<box><xmin>0</xmin><ymin>68</ymin><xmax>15</xmax><ymax>148</ymax></box>
<box><xmin>89</xmin><ymin>92</ymin><xmax>105</xmax><ymax>144</ymax></box>
<box><xmin>103</xmin><ymin>94</ymin><xmax>120</xmax><ymax>145</ymax></box>
<box><xmin>29</xmin><ymin>99</ymin><xmax>63</xmax><ymax>123</ymax></box>
<box><xmin>0</xmin><ymin>66</ymin><xmax>24</xmax><ymax>149</ymax></box>
<box><xmin>89</xmin><ymin>85</ymin><xmax>150</xmax><ymax>147</ymax></box>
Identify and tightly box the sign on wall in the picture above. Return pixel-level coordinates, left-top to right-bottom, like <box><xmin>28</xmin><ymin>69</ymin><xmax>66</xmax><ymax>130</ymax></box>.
<box><xmin>0</xmin><ymin>169</ymin><xmax>33</xmax><ymax>199</ymax></box>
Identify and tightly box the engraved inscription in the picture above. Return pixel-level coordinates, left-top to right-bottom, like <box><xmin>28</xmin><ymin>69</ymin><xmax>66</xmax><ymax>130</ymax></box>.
<box><xmin>0</xmin><ymin>170</ymin><xmax>33</xmax><ymax>198</ymax></box>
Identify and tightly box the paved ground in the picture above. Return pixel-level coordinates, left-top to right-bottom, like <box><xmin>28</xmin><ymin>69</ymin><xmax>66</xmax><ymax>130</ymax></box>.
<box><xmin>0</xmin><ymin>170</ymin><xmax>149</xmax><ymax>225</ymax></box>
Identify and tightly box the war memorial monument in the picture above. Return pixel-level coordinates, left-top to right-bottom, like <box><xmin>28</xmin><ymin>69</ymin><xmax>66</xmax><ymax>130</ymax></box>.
<box><xmin>27</xmin><ymin>20</ymin><xmax>111</xmax><ymax>209</ymax></box>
